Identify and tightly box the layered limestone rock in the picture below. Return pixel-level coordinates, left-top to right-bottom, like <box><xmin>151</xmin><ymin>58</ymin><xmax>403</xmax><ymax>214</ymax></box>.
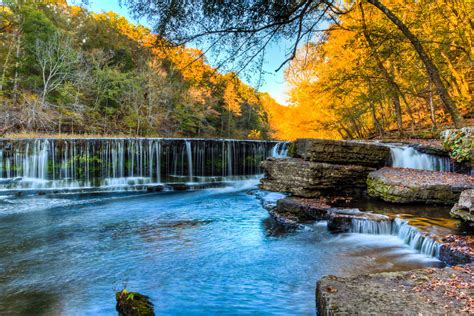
<box><xmin>295</xmin><ymin>138</ymin><xmax>391</xmax><ymax>168</ymax></box>
<box><xmin>367</xmin><ymin>167</ymin><xmax>473</xmax><ymax>204</ymax></box>
<box><xmin>260</xmin><ymin>158</ymin><xmax>374</xmax><ymax>198</ymax></box>
<box><xmin>450</xmin><ymin>189</ymin><xmax>474</xmax><ymax>226</ymax></box>
<box><xmin>316</xmin><ymin>265</ymin><xmax>473</xmax><ymax>315</ymax></box>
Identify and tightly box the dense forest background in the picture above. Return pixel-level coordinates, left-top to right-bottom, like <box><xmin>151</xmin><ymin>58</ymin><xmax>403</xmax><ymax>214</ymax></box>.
<box><xmin>0</xmin><ymin>0</ymin><xmax>275</xmax><ymax>139</ymax></box>
<box><xmin>279</xmin><ymin>0</ymin><xmax>472</xmax><ymax>140</ymax></box>
<box><xmin>0</xmin><ymin>1</ymin><xmax>472</xmax><ymax>140</ymax></box>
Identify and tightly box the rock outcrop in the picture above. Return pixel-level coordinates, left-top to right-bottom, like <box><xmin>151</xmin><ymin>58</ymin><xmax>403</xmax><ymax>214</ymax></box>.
<box><xmin>316</xmin><ymin>265</ymin><xmax>473</xmax><ymax>315</ymax></box>
<box><xmin>295</xmin><ymin>138</ymin><xmax>391</xmax><ymax>168</ymax></box>
<box><xmin>260</xmin><ymin>158</ymin><xmax>374</xmax><ymax>198</ymax></box>
<box><xmin>450</xmin><ymin>189</ymin><xmax>474</xmax><ymax>226</ymax></box>
<box><xmin>367</xmin><ymin>167</ymin><xmax>473</xmax><ymax>204</ymax></box>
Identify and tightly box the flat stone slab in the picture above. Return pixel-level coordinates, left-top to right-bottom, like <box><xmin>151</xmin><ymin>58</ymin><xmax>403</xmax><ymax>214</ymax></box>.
<box><xmin>317</xmin><ymin>265</ymin><xmax>474</xmax><ymax>315</ymax></box>
<box><xmin>275</xmin><ymin>197</ymin><xmax>331</xmax><ymax>221</ymax></box>
<box><xmin>260</xmin><ymin>158</ymin><xmax>374</xmax><ymax>198</ymax></box>
<box><xmin>367</xmin><ymin>167</ymin><xmax>473</xmax><ymax>205</ymax></box>
<box><xmin>451</xmin><ymin>189</ymin><xmax>474</xmax><ymax>226</ymax></box>
<box><xmin>295</xmin><ymin>138</ymin><xmax>391</xmax><ymax>168</ymax></box>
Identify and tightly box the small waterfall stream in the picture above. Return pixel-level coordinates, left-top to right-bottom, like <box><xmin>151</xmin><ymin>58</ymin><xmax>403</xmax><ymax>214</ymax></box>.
<box><xmin>0</xmin><ymin>138</ymin><xmax>287</xmax><ymax>191</ymax></box>
<box><xmin>388</xmin><ymin>145</ymin><xmax>453</xmax><ymax>172</ymax></box>
<box><xmin>350</xmin><ymin>217</ymin><xmax>441</xmax><ymax>257</ymax></box>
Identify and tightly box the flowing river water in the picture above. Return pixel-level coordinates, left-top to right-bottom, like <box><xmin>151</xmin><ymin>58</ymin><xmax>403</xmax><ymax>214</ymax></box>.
<box><xmin>0</xmin><ymin>139</ymin><xmax>462</xmax><ymax>315</ymax></box>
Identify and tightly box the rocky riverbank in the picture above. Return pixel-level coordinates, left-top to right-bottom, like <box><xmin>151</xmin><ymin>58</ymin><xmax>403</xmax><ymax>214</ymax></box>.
<box><xmin>258</xmin><ymin>137</ymin><xmax>473</xmax><ymax>314</ymax></box>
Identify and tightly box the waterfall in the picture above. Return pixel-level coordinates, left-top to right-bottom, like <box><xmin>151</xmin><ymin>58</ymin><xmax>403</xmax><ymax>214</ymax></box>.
<box><xmin>0</xmin><ymin>138</ymin><xmax>278</xmax><ymax>191</ymax></box>
<box><xmin>271</xmin><ymin>142</ymin><xmax>289</xmax><ymax>158</ymax></box>
<box><xmin>185</xmin><ymin>141</ymin><xmax>193</xmax><ymax>182</ymax></box>
<box><xmin>349</xmin><ymin>217</ymin><xmax>441</xmax><ymax>258</ymax></box>
<box><xmin>388</xmin><ymin>145</ymin><xmax>452</xmax><ymax>172</ymax></box>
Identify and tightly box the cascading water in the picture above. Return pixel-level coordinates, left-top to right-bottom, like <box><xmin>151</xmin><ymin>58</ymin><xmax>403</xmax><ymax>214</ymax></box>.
<box><xmin>388</xmin><ymin>145</ymin><xmax>452</xmax><ymax>172</ymax></box>
<box><xmin>0</xmin><ymin>138</ymin><xmax>280</xmax><ymax>191</ymax></box>
<box><xmin>350</xmin><ymin>217</ymin><xmax>441</xmax><ymax>257</ymax></box>
<box><xmin>271</xmin><ymin>142</ymin><xmax>289</xmax><ymax>158</ymax></box>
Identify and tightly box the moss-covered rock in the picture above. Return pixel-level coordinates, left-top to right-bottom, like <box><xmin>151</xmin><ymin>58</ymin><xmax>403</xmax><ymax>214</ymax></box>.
<box><xmin>367</xmin><ymin>167</ymin><xmax>473</xmax><ymax>205</ymax></box>
<box><xmin>116</xmin><ymin>289</ymin><xmax>154</xmax><ymax>316</ymax></box>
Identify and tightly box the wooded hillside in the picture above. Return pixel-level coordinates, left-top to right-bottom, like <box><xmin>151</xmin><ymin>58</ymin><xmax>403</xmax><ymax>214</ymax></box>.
<box><xmin>0</xmin><ymin>0</ymin><xmax>275</xmax><ymax>139</ymax></box>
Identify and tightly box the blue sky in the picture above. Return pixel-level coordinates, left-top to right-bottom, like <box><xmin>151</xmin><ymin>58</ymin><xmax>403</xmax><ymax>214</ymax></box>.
<box><xmin>84</xmin><ymin>0</ymin><xmax>290</xmax><ymax>105</ymax></box>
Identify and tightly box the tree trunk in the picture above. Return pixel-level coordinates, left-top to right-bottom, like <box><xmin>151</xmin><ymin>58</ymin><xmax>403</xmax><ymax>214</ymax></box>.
<box><xmin>360</xmin><ymin>4</ymin><xmax>403</xmax><ymax>137</ymax></box>
<box><xmin>366</xmin><ymin>0</ymin><xmax>464</xmax><ymax>128</ymax></box>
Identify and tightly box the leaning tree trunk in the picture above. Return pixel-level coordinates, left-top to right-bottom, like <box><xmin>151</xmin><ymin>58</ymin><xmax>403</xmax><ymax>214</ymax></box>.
<box><xmin>366</xmin><ymin>0</ymin><xmax>464</xmax><ymax>128</ymax></box>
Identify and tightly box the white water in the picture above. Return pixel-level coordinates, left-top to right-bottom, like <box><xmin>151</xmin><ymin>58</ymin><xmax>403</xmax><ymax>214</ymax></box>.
<box><xmin>350</xmin><ymin>217</ymin><xmax>441</xmax><ymax>258</ymax></box>
<box><xmin>271</xmin><ymin>142</ymin><xmax>289</xmax><ymax>158</ymax></box>
<box><xmin>0</xmin><ymin>138</ymin><xmax>285</xmax><ymax>191</ymax></box>
<box><xmin>389</xmin><ymin>145</ymin><xmax>452</xmax><ymax>172</ymax></box>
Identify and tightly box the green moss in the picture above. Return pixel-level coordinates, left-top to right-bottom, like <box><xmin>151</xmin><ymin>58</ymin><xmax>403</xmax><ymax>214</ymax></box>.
<box><xmin>288</xmin><ymin>142</ymin><xmax>297</xmax><ymax>158</ymax></box>
<box><xmin>116</xmin><ymin>289</ymin><xmax>154</xmax><ymax>316</ymax></box>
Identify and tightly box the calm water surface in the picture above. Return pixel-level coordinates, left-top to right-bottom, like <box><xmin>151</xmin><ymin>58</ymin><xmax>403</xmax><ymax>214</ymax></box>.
<box><xmin>0</xmin><ymin>181</ymin><xmax>443</xmax><ymax>315</ymax></box>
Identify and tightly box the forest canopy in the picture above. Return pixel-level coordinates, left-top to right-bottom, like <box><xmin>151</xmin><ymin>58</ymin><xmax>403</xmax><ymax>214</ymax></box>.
<box><xmin>123</xmin><ymin>0</ymin><xmax>473</xmax><ymax>140</ymax></box>
<box><xmin>0</xmin><ymin>0</ymin><xmax>275</xmax><ymax>139</ymax></box>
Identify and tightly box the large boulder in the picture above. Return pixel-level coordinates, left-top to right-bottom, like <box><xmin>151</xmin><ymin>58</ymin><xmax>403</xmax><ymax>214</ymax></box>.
<box><xmin>367</xmin><ymin>167</ymin><xmax>473</xmax><ymax>205</ymax></box>
<box><xmin>316</xmin><ymin>265</ymin><xmax>473</xmax><ymax>315</ymax></box>
<box><xmin>295</xmin><ymin>138</ymin><xmax>391</xmax><ymax>168</ymax></box>
<box><xmin>450</xmin><ymin>189</ymin><xmax>474</xmax><ymax>226</ymax></box>
<box><xmin>260</xmin><ymin>158</ymin><xmax>375</xmax><ymax>198</ymax></box>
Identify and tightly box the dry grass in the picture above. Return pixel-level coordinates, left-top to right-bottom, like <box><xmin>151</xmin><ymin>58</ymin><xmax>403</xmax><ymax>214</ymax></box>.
<box><xmin>2</xmin><ymin>132</ymin><xmax>158</xmax><ymax>139</ymax></box>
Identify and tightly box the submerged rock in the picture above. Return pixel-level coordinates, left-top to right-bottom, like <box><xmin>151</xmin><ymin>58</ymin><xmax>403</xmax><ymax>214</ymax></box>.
<box><xmin>316</xmin><ymin>265</ymin><xmax>473</xmax><ymax>315</ymax></box>
<box><xmin>116</xmin><ymin>289</ymin><xmax>154</xmax><ymax>316</ymax></box>
<box><xmin>326</xmin><ymin>208</ymin><xmax>390</xmax><ymax>233</ymax></box>
<box><xmin>260</xmin><ymin>158</ymin><xmax>374</xmax><ymax>198</ymax></box>
<box><xmin>367</xmin><ymin>167</ymin><xmax>473</xmax><ymax>205</ymax></box>
<box><xmin>450</xmin><ymin>189</ymin><xmax>474</xmax><ymax>227</ymax></box>
<box><xmin>295</xmin><ymin>138</ymin><xmax>390</xmax><ymax>168</ymax></box>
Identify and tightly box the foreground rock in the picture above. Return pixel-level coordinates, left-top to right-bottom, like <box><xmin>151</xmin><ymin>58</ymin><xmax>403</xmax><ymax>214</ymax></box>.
<box><xmin>439</xmin><ymin>235</ymin><xmax>474</xmax><ymax>265</ymax></box>
<box><xmin>260</xmin><ymin>158</ymin><xmax>374</xmax><ymax>198</ymax></box>
<box><xmin>317</xmin><ymin>265</ymin><xmax>473</xmax><ymax>315</ymax></box>
<box><xmin>295</xmin><ymin>138</ymin><xmax>390</xmax><ymax>168</ymax></box>
<box><xmin>326</xmin><ymin>208</ymin><xmax>390</xmax><ymax>233</ymax></box>
<box><xmin>450</xmin><ymin>189</ymin><xmax>474</xmax><ymax>227</ymax></box>
<box><xmin>116</xmin><ymin>289</ymin><xmax>154</xmax><ymax>316</ymax></box>
<box><xmin>367</xmin><ymin>167</ymin><xmax>473</xmax><ymax>204</ymax></box>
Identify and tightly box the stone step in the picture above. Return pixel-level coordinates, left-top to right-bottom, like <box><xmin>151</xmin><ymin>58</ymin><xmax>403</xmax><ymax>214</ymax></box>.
<box><xmin>295</xmin><ymin>138</ymin><xmax>391</xmax><ymax>168</ymax></box>
<box><xmin>367</xmin><ymin>167</ymin><xmax>473</xmax><ymax>204</ymax></box>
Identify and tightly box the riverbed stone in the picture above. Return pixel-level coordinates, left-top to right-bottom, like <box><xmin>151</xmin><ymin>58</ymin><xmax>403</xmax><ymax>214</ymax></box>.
<box><xmin>367</xmin><ymin>167</ymin><xmax>473</xmax><ymax>205</ymax></box>
<box><xmin>295</xmin><ymin>138</ymin><xmax>391</xmax><ymax>168</ymax></box>
<box><xmin>316</xmin><ymin>265</ymin><xmax>473</xmax><ymax>315</ymax></box>
<box><xmin>274</xmin><ymin>197</ymin><xmax>332</xmax><ymax>221</ymax></box>
<box><xmin>450</xmin><ymin>189</ymin><xmax>474</xmax><ymax>227</ymax></box>
<box><xmin>260</xmin><ymin>158</ymin><xmax>374</xmax><ymax>198</ymax></box>
<box><xmin>326</xmin><ymin>208</ymin><xmax>390</xmax><ymax>233</ymax></box>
